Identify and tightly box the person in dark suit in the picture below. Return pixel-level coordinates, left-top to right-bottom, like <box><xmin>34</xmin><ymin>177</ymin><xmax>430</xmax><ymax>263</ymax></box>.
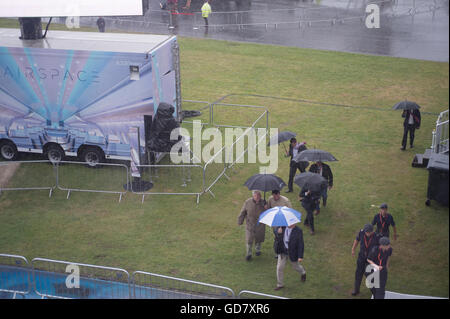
<box><xmin>96</xmin><ymin>17</ymin><xmax>105</xmax><ymax>32</ymax></box>
<box><xmin>299</xmin><ymin>185</ymin><xmax>320</xmax><ymax>235</ymax></box>
<box><xmin>273</xmin><ymin>224</ymin><xmax>307</xmax><ymax>290</ymax></box>
<box><xmin>366</xmin><ymin>237</ymin><xmax>393</xmax><ymax>299</ymax></box>
<box><xmin>285</xmin><ymin>138</ymin><xmax>308</xmax><ymax>193</ymax></box>
<box><xmin>401</xmin><ymin>108</ymin><xmax>421</xmax><ymax>150</ymax></box>
<box><xmin>371</xmin><ymin>203</ymin><xmax>397</xmax><ymax>240</ymax></box>
<box><xmin>309</xmin><ymin>161</ymin><xmax>333</xmax><ymax>213</ymax></box>
<box><xmin>351</xmin><ymin>224</ymin><xmax>381</xmax><ymax>296</ymax></box>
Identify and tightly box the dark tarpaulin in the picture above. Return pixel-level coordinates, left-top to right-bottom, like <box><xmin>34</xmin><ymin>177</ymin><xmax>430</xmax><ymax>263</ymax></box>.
<box><xmin>147</xmin><ymin>102</ymin><xmax>181</xmax><ymax>153</ymax></box>
<box><xmin>426</xmin><ymin>153</ymin><xmax>449</xmax><ymax>206</ymax></box>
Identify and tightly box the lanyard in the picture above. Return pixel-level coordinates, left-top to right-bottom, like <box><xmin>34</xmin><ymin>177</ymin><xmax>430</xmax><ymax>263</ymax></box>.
<box><xmin>379</xmin><ymin>213</ymin><xmax>387</xmax><ymax>232</ymax></box>
<box><xmin>364</xmin><ymin>233</ymin><xmax>374</xmax><ymax>252</ymax></box>
<box><xmin>377</xmin><ymin>248</ymin><xmax>384</xmax><ymax>266</ymax></box>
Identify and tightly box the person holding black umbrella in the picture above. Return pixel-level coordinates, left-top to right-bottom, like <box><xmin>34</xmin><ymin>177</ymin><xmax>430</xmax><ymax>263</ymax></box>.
<box><xmin>351</xmin><ymin>224</ymin><xmax>381</xmax><ymax>296</ymax></box>
<box><xmin>286</xmin><ymin>138</ymin><xmax>308</xmax><ymax>193</ymax></box>
<box><xmin>299</xmin><ymin>185</ymin><xmax>321</xmax><ymax>235</ymax></box>
<box><xmin>309</xmin><ymin>161</ymin><xmax>333</xmax><ymax>214</ymax></box>
<box><xmin>238</xmin><ymin>190</ymin><xmax>266</xmax><ymax>261</ymax></box>
<box><xmin>401</xmin><ymin>108</ymin><xmax>421</xmax><ymax>150</ymax></box>
<box><xmin>393</xmin><ymin>100</ymin><xmax>421</xmax><ymax>151</ymax></box>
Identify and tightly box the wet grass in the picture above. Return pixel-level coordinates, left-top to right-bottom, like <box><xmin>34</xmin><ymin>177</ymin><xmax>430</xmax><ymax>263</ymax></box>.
<box><xmin>0</xmin><ymin>22</ymin><xmax>448</xmax><ymax>298</ymax></box>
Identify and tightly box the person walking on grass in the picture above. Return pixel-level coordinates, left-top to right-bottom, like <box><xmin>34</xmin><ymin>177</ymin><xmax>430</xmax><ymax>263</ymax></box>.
<box><xmin>366</xmin><ymin>237</ymin><xmax>393</xmax><ymax>299</ymax></box>
<box><xmin>273</xmin><ymin>223</ymin><xmax>307</xmax><ymax>291</ymax></box>
<box><xmin>351</xmin><ymin>224</ymin><xmax>381</xmax><ymax>296</ymax></box>
<box><xmin>266</xmin><ymin>189</ymin><xmax>292</xmax><ymax>210</ymax></box>
<box><xmin>238</xmin><ymin>190</ymin><xmax>266</xmax><ymax>261</ymax></box>
<box><xmin>401</xmin><ymin>108</ymin><xmax>421</xmax><ymax>150</ymax></box>
<box><xmin>299</xmin><ymin>185</ymin><xmax>320</xmax><ymax>235</ymax></box>
<box><xmin>372</xmin><ymin>203</ymin><xmax>397</xmax><ymax>240</ymax></box>
<box><xmin>286</xmin><ymin>138</ymin><xmax>308</xmax><ymax>193</ymax></box>
<box><xmin>265</xmin><ymin>189</ymin><xmax>293</xmax><ymax>259</ymax></box>
<box><xmin>308</xmin><ymin>160</ymin><xmax>333</xmax><ymax>214</ymax></box>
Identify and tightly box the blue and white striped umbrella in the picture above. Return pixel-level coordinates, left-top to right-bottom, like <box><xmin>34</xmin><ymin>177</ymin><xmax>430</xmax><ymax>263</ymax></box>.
<box><xmin>258</xmin><ymin>206</ymin><xmax>302</xmax><ymax>227</ymax></box>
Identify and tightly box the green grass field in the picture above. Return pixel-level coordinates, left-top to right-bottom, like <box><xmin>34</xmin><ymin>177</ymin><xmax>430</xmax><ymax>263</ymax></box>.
<box><xmin>0</xmin><ymin>20</ymin><xmax>448</xmax><ymax>299</ymax></box>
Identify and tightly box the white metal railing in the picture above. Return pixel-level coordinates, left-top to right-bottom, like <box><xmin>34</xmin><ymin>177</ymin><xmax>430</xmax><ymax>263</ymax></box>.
<box><xmin>431</xmin><ymin>109</ymin><xmax>449</xmax><ymax>154</ymax></box>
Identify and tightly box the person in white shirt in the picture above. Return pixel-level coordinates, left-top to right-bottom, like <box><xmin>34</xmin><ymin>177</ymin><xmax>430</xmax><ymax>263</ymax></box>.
<box><xmin>285</xmin><ymin>138</ymin><xmax>308</xmax><ymax>193</ymax></box>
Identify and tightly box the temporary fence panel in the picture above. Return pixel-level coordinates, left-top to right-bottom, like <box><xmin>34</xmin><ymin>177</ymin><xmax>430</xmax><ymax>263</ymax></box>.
<box><xmin>132</xmin><ymin>271</ymin><xmax>235</xmax><ymax>299</ymax></box>
<box><xmin>0</xmin><ymin>254</ymin><xmax>32</xmax><ymax>299</ymax></box>
<box><xmin>56</xmin><ymin>161</ymin><xmax>129</xmax><ymax>202</ymax></box>
<box><xmin>0</xmin><ymin>160</ymin><xmax>56</xmax><ymax>197</ymax></box>
<box><xmin>181</xmin><ymin>100</ymin><xmax>211</xmax><ymax>126</ymax></box>
<box><xmin>238</xmin><ymin>290</ymin><xmax>288</xmax><ymax>299</ymax></box>
<box><xmin>210</xmin><ymin>103</ymin><xmax>268</xmax><ymax>129</ymax></box>
<box><xmin>375</xmin><ymin>291</ymin><xmax>447</xmax><ymax>299</ymax></box>
<box><xmin>131</xmin><ymin>164</ymin><xmax>205</xmax><ymax>203</ymax></box>
<box><xmin>203</xmin><ymin>139</ymin><xmax>228</xmax><ymax>198</ymax></box>
<box><xmin>31</xmin><ymin>258</ymin><xmax>130</xmax><ymax>299</ymax></box>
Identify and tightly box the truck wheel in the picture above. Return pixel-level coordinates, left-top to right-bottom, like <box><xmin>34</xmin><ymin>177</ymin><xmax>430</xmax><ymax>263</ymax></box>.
<box><xmin>0</xmin><ymin>140</ymin><xmax>18</xmax><ymax>160</ymax></box>
<box><xmin>81</xmin><ymin>148</ymin><xmax>104</xmax><ymax>167</ymax></box>
<box><xmin>46</xmin><ymin>145</ymin><xmax>64</xmax><ymax>163</ymax></box>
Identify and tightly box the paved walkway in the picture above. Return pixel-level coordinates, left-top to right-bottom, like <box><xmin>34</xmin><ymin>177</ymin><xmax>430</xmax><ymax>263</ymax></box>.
<box><xmin>83</xmin><ymin>0</ymin><xmax>449</xmax><ymax>62</ymax></box>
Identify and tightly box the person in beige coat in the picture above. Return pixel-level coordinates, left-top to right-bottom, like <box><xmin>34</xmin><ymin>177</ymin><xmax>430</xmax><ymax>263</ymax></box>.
<box><xmin>238</xmin><ymin>190</ymin><xmax>266</xmax><ymax>261</ymax></box>
<box><xmin>265</xmin><ymin>189</ymin><xmax>293</xmax><ymax>259</ymax></box>
<box><xmin>265</xmin><ymin>189</ymin><xmax>292</xmax><ymax>209</ymax></box>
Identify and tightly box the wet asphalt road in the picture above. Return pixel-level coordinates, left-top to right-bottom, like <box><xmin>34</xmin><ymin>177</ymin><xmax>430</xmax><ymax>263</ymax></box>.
<box><xmin>94</xmin><ymin>0</ymin><xmax>449</xmax><ymax>62</ymax></box>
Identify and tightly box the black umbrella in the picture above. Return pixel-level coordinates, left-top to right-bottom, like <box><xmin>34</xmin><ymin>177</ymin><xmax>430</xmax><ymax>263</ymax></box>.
<box><xmin>294</xmin><ymin>172</ymin><xmax>327</xmax><ymax>192</ymax></box>
<box><xmin>392</xmin><ymin>100</ymin><xmax>421</xmax><ymax>110</ymax></box>
<box><xmin>244</xmin><ymin>174</ymin><xmax>287</xmax><ymax>200</ymax></box>
<box><xmin>293</xmin><ymin>149</ymin><xmax>338</xmax><ymax>163</ymax></box>
<box><xmin>267</xmin><ymin>131</ymin><xmax>296</xmax><ymax>154</ymax></box>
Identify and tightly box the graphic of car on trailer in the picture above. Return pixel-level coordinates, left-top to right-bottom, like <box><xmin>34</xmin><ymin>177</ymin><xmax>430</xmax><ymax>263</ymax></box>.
<box><xmin>0</xmin><ymin>28</ymin><xmax>181</xmax><ymax>176</ymax></box>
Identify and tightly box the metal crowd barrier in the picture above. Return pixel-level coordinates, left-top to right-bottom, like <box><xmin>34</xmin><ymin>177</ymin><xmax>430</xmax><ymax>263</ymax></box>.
<box><xmin>132</xmin><ymin>271</ymin><xmax>235</xmax><ymax>299</ymax></box>
<box><xmin>31</xmin><ymin>258</ymin><xmax>131</xmax><ymax>299</ymax></box>
<box><xmin>238</xmin><ymin>290</ymin><xmax>288</xmax><ymax>299</ymax></box>
<box><xmin>0</xmin><ymin>160</ymin><xmax>56</xmax><ymax>198</ymax></box>
<box><xmin>1</xmin><ymin>254</ymin><xmax>290</xmax><ymax>299</ymax></box>
<box><xmin>55</xmin><ymin>161</ymin><xmax>129</xmax><ymax>202</ymax></box>
<box><xmin>0</xmin><ymin>100</ymin><xmax>270</xmax><ymax>202</ymax></box>
<box><xmin>131</xmin><ymin>163</ymin><xmax>205</xmax><ymax>204</ymax></box>
<box><xmin>0</xmin><ymin>254</ymin><xmax>32</xmax><ymax>299</ymax></box>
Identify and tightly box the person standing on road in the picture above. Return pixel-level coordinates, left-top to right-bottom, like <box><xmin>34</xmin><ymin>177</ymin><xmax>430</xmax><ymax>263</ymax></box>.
<box><xmin>96</xmin><ymin>17</ymin><xmax>105</xmax><ymax>32</ymax></box>
<box><xmin>201</xmin><ymin>0</ymin><xmax>212</xmax><ymax>29</ymax></box>
<box><xmin>351</xmin><ymin>224</ymin><xmax>381</xmax><ymax>296</ymax></box>
<box><xmin>238</xmin><ymin>190</ymin><xmax>266</xmax><ymax>261</ymax></box>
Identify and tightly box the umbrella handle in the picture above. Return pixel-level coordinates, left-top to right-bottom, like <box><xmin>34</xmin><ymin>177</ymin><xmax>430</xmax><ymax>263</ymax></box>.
<box><xmin>283</xmin><ymin>143</ymin><xmax>288</xmax><ymax>156</ymax></box>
